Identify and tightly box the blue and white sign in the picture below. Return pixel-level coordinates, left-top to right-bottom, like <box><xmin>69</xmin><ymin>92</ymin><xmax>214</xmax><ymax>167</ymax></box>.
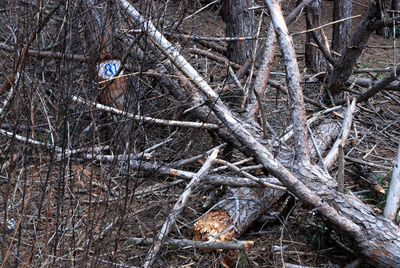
<box><xmin>97</xmin><ymin>59</ymin><xmax>122</xmax><ymax>79</ymax></box>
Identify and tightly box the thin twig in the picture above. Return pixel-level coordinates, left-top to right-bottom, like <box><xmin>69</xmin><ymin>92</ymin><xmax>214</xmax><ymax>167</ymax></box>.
<box><xmin>293</xmin><ymin>14</ymin><xmax>362</xmax><ymax>36</ymax></box>
<box><xmin>183</xmin><ymin>0</ymin><xmax>220</xmax><ymax>21</ymax></box>
<box><xmin>324</xmin><ymin>98</ymin><xmax>356</xmax><ymax>168</ymax></box>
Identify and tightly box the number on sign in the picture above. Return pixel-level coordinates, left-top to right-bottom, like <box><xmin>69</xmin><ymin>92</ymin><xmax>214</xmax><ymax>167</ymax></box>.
<box><xmin>97</xmin><ymin>60</ymin><xmax>122</xmax><ymax>80</ymax></box>
<box><xmin>104</xmin><ymin>63</ymin><xmax>118</xmax><ymax>78</ymax></box>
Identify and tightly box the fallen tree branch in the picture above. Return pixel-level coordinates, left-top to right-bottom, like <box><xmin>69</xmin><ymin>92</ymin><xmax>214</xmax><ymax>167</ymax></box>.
<box><xmin>215</xmin><ymin>159</ymin><xmax>286</xmax><ymax>191</ymax></box>
<box><xmin>188</xmin><ymin>47</ymin><xmax>242</xmax><ymax>69</ymax></box>
<box><xmin>70</xmin><ymin>93</ymin><xmax>219</xmax><ymax>129</ymax></box>
<box><xmin>357</xmin><ymin>65</ymin><xmax>400</xmax><ymax>103</ymax></box>
<box><xmin>82</xmin><ymin>153</ymin><xmax>284</xmax><ymax>188</ymax></box>
<box><xmin>118</xmin><ymin>0</ymin><xmax>400</xmax><ymax>265</ymax></box>
<box><xmin>383</xmin><ymin>137</ymin><xmax>400</xmax><ymax>220</ymax></box>
<box><xmin>143</xmin><ymin>147</ymin><xmax>220</xmax><ymax>268</ymax></box>
<box><xmin>235</xmin><ymin>0</ymin><xmax>315</xmax><ymax>80</ymax></box>
<box><xmin>348</xmin><ymin>76</ymin><xmax>400</xmax><ymax>91</ymax></box>
<box><xmin>293</xmin><ymin>14</ymin><xmax>362</xmax><ymax>36</ymax></box>
<box><xmin>128</xmin><ymin>237</ymin><xmax>253</xmax><ymax>250</ymax></box>
<box><xmin>0</xmin><ymin>42</ymin><xmax>89</xmax><ymax>62</ymax></box>
<box><xmin>268</xmin><ymin>0</ymin><xmax>311</xmax><ymax>166</ymax></box>
<box><xmin>324</xmin><ymin>98</ymin><xmax>356</xmax><ymax>168</ymax></box>
<box><xmin>345</xmin><ymin>156</ymin><xmax>393</xmax><ymax>171</ymax></box>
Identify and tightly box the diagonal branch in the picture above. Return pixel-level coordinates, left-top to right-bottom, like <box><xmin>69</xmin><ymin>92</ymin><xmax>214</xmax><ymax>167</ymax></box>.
<box><xmin>324</xmin><ymin>98</ymin><xmax>356</xmax><ymax>168</ymax></box>
<box><xmin>143</xmin><ymin>147</ymin><xmax>221</xmax><ymax>268</ymax></box>
<box><xmin>266</xmin><ymin>0</ymin><xmax>311</xmax><ymax>166</ymax></box>
<box><xmin>357</xmin><ymin>65</ymin><xmax>400</xmax><ymax>103</ymax></box>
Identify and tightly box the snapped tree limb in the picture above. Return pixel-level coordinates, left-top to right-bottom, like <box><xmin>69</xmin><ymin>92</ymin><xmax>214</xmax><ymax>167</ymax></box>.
<box><xmin>117</xmin><ymin>0</ymin><xmax>400</xmax><ymax>265</ymax></box>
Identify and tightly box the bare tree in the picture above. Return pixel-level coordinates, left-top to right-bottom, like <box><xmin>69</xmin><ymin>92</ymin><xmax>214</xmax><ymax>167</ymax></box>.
<box><xmin>332</xmin><ymin>0</ymin><xmax>352</xmax><ymax>53</ymax></box>
<box><xmin>221</xmin><ymin>0</ymin><xmax>255</xmax><ymax>64</ymax></box>
<box><xmin>305</xmin><ymin>0</ymin><xmax>322</xmax><ymax>72</ymax></box>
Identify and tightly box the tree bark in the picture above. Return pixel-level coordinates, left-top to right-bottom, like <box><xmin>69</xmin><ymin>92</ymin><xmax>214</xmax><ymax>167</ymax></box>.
<box><xmin>332</xmin><ymin>0</ymin><xmax>352</xmax><ymax>53</ymax></box>
<box><xmin>327</xmin><ymin>1</ymin><xmax>383</xmax><ymax>95</ymax></box>
<box><xmin>376</xmin><ymin>0</ymin><xmax>390</xmax><ymax>37</ymax></box>
<box><xmin>221</xmin><ymin>0</ymin><xmax>255</xmax><ymax>64</ymax></box>
<box><xmin>305</xmin><ymin>0</ymin><xmax>322</xmax><ymax>72</ymax></box>
<box><xmin>393</xmin><ymin>0</ymin><xmax>400</xmax><ymax>11</ymax></box>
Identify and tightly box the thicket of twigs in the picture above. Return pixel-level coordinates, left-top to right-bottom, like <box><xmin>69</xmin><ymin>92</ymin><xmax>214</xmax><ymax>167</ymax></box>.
<box><xmin>0</xmin><ymin>0</ymin><xmax>399</xmax><ymax>267</ymax></box>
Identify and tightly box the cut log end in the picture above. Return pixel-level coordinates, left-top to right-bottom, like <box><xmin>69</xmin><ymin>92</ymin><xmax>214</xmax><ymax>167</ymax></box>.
<box><xmin>193</xmin><ymin>210</ymin><xmax>236</xmax><ymax>242</ymax></box>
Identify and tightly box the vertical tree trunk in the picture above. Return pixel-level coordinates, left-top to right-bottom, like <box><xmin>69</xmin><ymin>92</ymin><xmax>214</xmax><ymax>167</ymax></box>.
<box><xmin>393</xmin><ymin>0</ymin><xmax>400</xmax><ymax>10</ymax></box>
<box><xmin>332</xmin><ymin>0</ymin><xmax>352</xmax><ymax>53</ymax></box>
<box><xmin>376</xmin><ymin>0</ymin><xmax>390</xmax><ymax>37</ymax></box>
<box><xmin>392</xmin><ymin>0</ymin><xmax>400</xmax><ymax>37</ymax></box>
<box><xmin>305</xmin><ymin>0</ymin><xmax>322</xmax><ymax>72</ymax></box>
<box><xmin>221</xmin><ymin>0</ymin><xmax>255</xmax><ymax>64</ymax></box>
<box><xmin>326</xmin><ymin>1</ymin><xmax>381</xmax><ymax>95</ymax></box>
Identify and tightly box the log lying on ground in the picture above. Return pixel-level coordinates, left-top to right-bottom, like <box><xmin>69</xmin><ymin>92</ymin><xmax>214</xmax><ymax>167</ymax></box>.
<box><xmin>193</xmin><ymin>120</ymin><xmax>341</xmax><ymax>243</ymax></box>
<box><xmin>117</xmin><ymin>0</ymin><xmax>400</xmax><ymax>266</ymax></box>
<box><xmin>143</xmin><ymin>148</ymin><xmax>220</xmax><ymax>268</ymax></box>
<box><xmin>356</xmin><ymin>65</ymin><xmax>400</xmax><ymax>103</ymax></box>
<box><xmin>348</xmin><ymin>76</ymin><xmax>400</xmax><ymax>91</ymax></box>
<box><xmin>154</xmin><ymin>54</ymin><xmax>345</xmax><ymax>243</ymax></box>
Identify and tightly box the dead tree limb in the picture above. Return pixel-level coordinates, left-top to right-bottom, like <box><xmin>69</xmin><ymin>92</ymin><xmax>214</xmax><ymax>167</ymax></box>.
<box><xmin>267</xmin><ymin>0</ymin><xmax>311</xmax><ymax>166</ymax></box>
<box><xmin>323</xmin><ymin>98</ymin><xmax>356</xmax><ymax>168</ymax></box>
<box><xmin>267</xmin><ymin>1</ymin><xmax>400</xmax><ymax>266</ymax></box>
<box><xmin>118</xmin><ymin>1</ymin><xmax>400</xmax><ymax>265</ymax></box>
<box><xmin>356</xmin><ymin>65</ymin><xmax>400</xmax><ymax>103</ymax></box>
<box><xmin>235</xmin><ymin>0</ymin><xmax>314</xmax><ymax>80</ymax></box>
<box><xmin>0</xmin><ymin>42</ymin><xmax>89</xmax><ymax>62</ymax></box>
<box><xmin>129</xmin><ymin>237</ymin><xmax>253</xmax><ymax>250</ymax></box>
<box><xmin>246</xmin><ymin>23</ymin><xmax>276</xmax><ymax>121</ymax></box>
<box><xmin>347</xmin><ymin>76</ymin><xmax>400</xmax><ymax>91</ymax></box>
<box><xmin>246</xmin><ymin>0</ymin><xmax>315</xmax><ymax>120</ymax></box>
<box><xmin>143</xmin><ymin>147</ymin><xmax>220</xmax><ymax>268</ymax></box>
<box><xmin>70</xmin><ymin>93</ymin><xmax>220</xmax><ymax>129</ymax></box>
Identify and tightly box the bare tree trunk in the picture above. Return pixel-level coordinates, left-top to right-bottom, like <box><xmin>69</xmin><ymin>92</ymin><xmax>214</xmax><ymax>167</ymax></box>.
<box><xmin>221</xmin><ymin>0</ymin><xmax>255</xmax><ymax>64</ymax></box>
<box><xmin>376</xmin><ymin>0</ymin><xmax>390</xmax><ymax>37</ymax></box>
<box><xmin>332</xmin><ymin>0</ymin><xmax>352</xmax><ymax>53</ymax></box>
<box><xmin>393</xmin><ymin>0</ymin><xmax>400</xmax><ymax>11</ymax></box>
<box><xmin>327</xmin><ymin>1</ymin><xmax>382</xmax><ymax>95</ymax></box>
<box><xmin>305</xmin><ymin>0</ymin><xmax>322</xmax><ymax>72</ymax></box>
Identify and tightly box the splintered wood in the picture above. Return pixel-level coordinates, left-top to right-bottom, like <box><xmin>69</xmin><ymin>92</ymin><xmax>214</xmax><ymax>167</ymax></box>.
<box><xmin>193</xmin><ymin>210</ymin><xmax>236</xmax><ymax>243</ymax></box>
